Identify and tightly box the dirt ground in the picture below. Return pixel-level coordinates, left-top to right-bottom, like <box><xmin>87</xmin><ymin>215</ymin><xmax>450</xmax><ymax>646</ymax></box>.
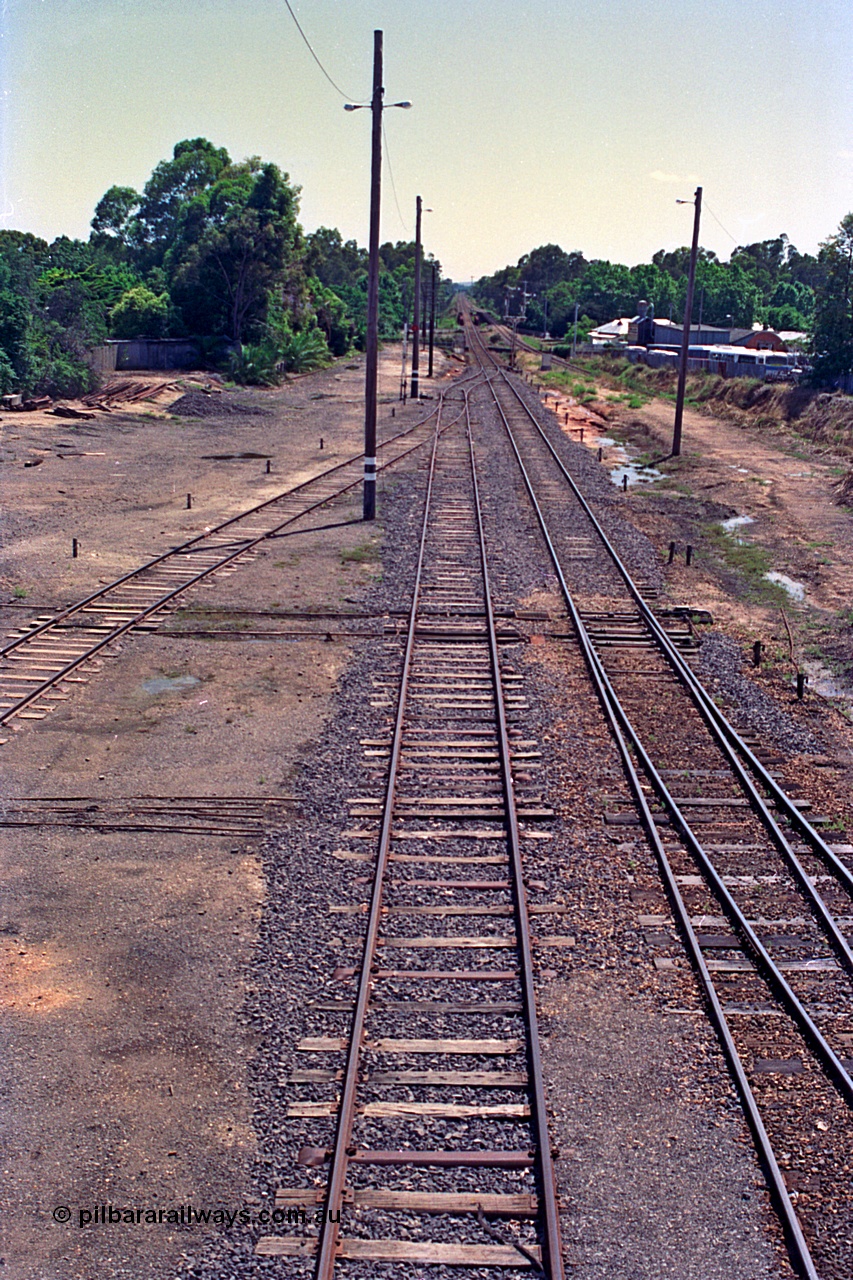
<box><xmin>0</xmin><ymin>353</ymin><xmax>444</xmax><ymax>608</ymax></box>
<box><xmin>611</xmin><ymin>394</ymin><xmax>853</xmax><ymax>622</ymax></box>
<box><xmin>0</xmin><ymin>346</ymin><xmax>454</xmax><ymax>1279</ymax></box>
<box><xmin>526</xmin><ymin>358</ymin><xmax>853</xmax><ymax>747</ymax></box>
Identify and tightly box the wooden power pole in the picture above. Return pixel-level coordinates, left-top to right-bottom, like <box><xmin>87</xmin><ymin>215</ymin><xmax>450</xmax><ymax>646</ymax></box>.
<box><xmin>428</xmin><ymin>262</ymin><xmax>437</xmax><ymax>377</ymax></box>
<box><xmin>361</xmin><ymin>30</ymin><xmax>384</xmax><ymax>520</ymax></box>
<box><xmin>410</xmin><ymin>195</ymin><xmax>422</xmax><ymax>400</ymax></box>
<box><xmin>672</xmin><ymin>185</ymin><xmax>702</xmax><ymax>458</ymax></box>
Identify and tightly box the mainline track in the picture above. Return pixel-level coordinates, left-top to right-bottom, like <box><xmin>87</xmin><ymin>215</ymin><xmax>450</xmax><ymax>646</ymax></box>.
<box><xmin>0</xmin><ymin>402</ymin><xmax>453</xmax><ymax>738</ymax></box>
<box><xmin>257</xmin><ymin>391</ymin><xmax>567</xmax><ymax>1273</ymax></box>
<box><xmin>466</xmin><ymin>315</ymin><xmax>853</xmax><ymax>1279</ymax></box>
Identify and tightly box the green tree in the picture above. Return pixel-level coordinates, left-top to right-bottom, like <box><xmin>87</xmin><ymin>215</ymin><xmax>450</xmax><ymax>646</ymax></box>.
<box><xmin>166</xmin><ymin>158</ymin><xmax>300</xmax><ymax>343</ymax></box>
<box><xmin>0</xmin><ymin>288</ymin><xmax>37</xmax><ymax>388</ymax></box>
<box><xmin>652</xmin><ymin>245</ymin><xmax>720</xmax><ymax>279</ymax></box>
<box><xmin>574</xmin><ymin>260</ymin><xmax>634</xmax><ymax>324</ymax></box>
<box><xmin>517</xmin><ymin>244</ymin><xmax>585</xmax><ymax>296</ymax></box>
<box><xmin>811</xmin><ymin>213</ymin><xmax>853</xmax><ymax>383</ymax></box>
<box><xmin>304</xmin><ymin>227</ymin><xmax>367</xmax><ymax>288</ymax></box>
<box><xmin>730</xmin><ymin>235</ymin><xmax>790</xmax><ymax>297</ymax></box>
<box><xmin>308</xmin><ymin>277</ymin><xmax>354</xmax><ymax>356</ymax></box>
<box><xmin>0</xmin><ymin>232</ymin><xmax>104</xmax><ymax>397</ymax></box>
<box><xmin>110</xmin><ymin>286</ymin><xmax>170</xmax><ymax>338</ymax></box>
<box><xmin>130</xmin><ymin>138</ymin><xmax>231</xmax><ymax>266</ymax></box>
<box><xmin>90</xmin><ymin>186</ymin><xmax>140</xmax><ymax>254</ymax></box>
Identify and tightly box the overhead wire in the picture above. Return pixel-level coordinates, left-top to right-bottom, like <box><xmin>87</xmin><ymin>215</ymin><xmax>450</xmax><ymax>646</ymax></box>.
<box><xmin>280</xmin><ymin>2</ymin><xmax>410</xmax><ymax>237</ymax></box>
<box><xmin>705</xmin><ymin>201</ymin><xmax>740</xmax><ymax>247</ymax></box>
<box><xmin>383</xmin><ymin>122</ymin><xmax>409</xmax><ymax>235</ymax></box>
<box><xmin>280</xmin><ymin>0</ymin><xmax>364</xmax><ymax>103</ymax></box>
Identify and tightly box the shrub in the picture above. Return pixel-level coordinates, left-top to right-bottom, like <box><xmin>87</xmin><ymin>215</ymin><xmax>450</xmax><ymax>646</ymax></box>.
<box><xmin>227</xmin><ymin>341</ymin><xmax>281</xmax><ymax>386</ymax></box>
<box><xmin>110</xmin><ymin>286</ymin><xmax>170</xmax><ymax>339</ymax></box>
<box><xmin>276</xmin><ymin>324</ymin><xmax>331</xmax><ymax>373</ymax></box>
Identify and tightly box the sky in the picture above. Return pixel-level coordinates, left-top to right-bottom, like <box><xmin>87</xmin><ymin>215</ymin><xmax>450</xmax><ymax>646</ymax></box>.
<box><xmin>1</xmin><ymin>0</ymin><xmax>852</xmax><ymax>281</ymax></box>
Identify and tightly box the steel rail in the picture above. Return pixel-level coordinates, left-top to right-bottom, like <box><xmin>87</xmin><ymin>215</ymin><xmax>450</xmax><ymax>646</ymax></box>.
<box><xmin>1</xmin><ymin>398</ymin><xmax>448</xmax><ymax>660</ymax></box>
<box><xmin>481</xmin><ymin>333</ymin><xmax>853</xmax><ymax>896</ymax></box>
<box><xmin>465</xmin><ymin>403</ymin><xmax>565</xmax><ymax>1279</ymax></box>
<box><xmin>466</xmin><ymin>313</ymin><xmax>850</xmax><ymax>916</ymax></box>
<box><xmin>489</xmin><ymin>320</ymin><xmax>587</xmax><ymax>375</ymax></box>
<box><xmin>467</xmin><ymin>356</ymin><xmax>821</xmax><ymax>1277</ymax></box>
<box><xmin>1</xmin><ymin>392</ymin><xmax>477</xmax><ymax>729</ymax></box>
<box><xmin>472</xmin><ymin>340</ymin><xmax>853</xmax><ymax>1099</ymax></box>
<box><xmin>487</xmin><ymin>358</ymin><xmax>853</xmax><ymax>964</ymax></box>
<box><xmin>313</xmin><ymin>402</ymin><xmax>445</xmax><ymax>1279</ymax></box>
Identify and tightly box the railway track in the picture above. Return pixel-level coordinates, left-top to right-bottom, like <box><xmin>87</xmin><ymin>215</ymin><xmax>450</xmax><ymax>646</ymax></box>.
<box><xmin>0</xmin><ymin>794</ymin><xmax>295</xmax><ymax>836</ymax></box>
<box><xmin>465</xmin><ymin>313</ymin><xmax>853</xmax><ymax>1279</ymax></box>
<box><xmin>257</xmin><ymin>389</ymin><xmax>568</xmax><ymax>1273</ymax></box>
<box><xmin>479</xmin><ymin>319</ymin><xmax>585</xmax><ymax>376</ymax></box>
<box><xmin>0</xmin><ymin>403</ymin><xmax>452</xmax><ymax>741</ymax></box>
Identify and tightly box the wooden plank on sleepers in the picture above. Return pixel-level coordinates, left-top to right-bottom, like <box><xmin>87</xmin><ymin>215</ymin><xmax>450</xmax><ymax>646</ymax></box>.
<box><xmin>373</xmin><ymin>969</ymin><xmax>518</xmax><ymax>980</ymax></box>
<box><xmin>286</xmin><ymin>1101</ymin><xmax>531</xmax><ymax>1119</ymax></box>
<box><xmin>274</xmin><ymin>1188</ymin><xmax>539</xmax><ymax>1215</ymax></box>
<box><xmin>255</xmin><ymin>1238</ymin><xmax>543</xmax><ymax>1266</ymax></box>
<box><xmin>378</xmin><ymin>935</ymin><xmax>516</xmax><ymax>948</ymax></box>
<box><xmin>369</xmin><ymin>1069</ymin><xmax>528</xmax><ymax>1087</ymax></box>
<box><xmin>370</xmin><ymin>1037</ymin><xmax>522</xmax><ymax>1054</ymax></box>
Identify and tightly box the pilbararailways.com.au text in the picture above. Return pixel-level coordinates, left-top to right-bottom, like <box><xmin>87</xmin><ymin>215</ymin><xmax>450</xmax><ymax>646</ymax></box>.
<box><xmin>52</xmin><ymin>1204</ymin><xmax>340</xmax><ymax>1229</ymax></box>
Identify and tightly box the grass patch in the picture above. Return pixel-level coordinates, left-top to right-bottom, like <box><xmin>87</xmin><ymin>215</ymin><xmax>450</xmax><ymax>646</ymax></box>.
<box><xmin>12</xmin><ymin>586</ymin><xmax>27</xmax><ymax>599</ymax></box>
<box><xmin>704</xmin><ymin>523</ymin><xmax>791</xmax><ymax>604</ymax></box>
<box><xmin>541</xmin><ymin>370</ymin><xmax>599</xmax><ymax>401</ymax></box>
<box><xmin>341</xmin><ymin>541</ymin><xmax>380</xmax><ymax>565</ymax></box>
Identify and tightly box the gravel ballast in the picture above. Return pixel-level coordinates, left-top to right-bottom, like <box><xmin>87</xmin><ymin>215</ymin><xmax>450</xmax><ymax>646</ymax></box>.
<box><xmin>177</xmin><ymin>371</ymin><xmax>793</xmax><ymax>1279</ymax></box>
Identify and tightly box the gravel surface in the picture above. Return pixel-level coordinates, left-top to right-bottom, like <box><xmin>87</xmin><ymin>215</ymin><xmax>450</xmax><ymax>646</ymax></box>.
<box><xmin>170</xmin><ymin>392</ymin><xmax>273</xmax><ymax>418</ymax></box>
<box><xmin>44</xmin><ymin>351</ymin><xmax>840</xmax><ymax>1279</ymax></box>
<box><xmin>694</xmin><ymin>630</ymin><xmax>824</xmax><ymax>754</ymax></box>
<box><xmin>469</xmin><ymin>376</ymin><xmax>791</xmax><ymax>1279</ymax></box>
<box><xmin>172</xmin><ymin>449</ymin><xmax>435</xmax><ymax>1280</ymax></box>
<box><xmin>175</xmin><ymin>373</ymin><xmax>794</xmax><ymax>1279</ymax></box>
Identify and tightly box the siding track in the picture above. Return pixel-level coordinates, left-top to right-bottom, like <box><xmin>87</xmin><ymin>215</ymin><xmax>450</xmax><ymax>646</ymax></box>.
<box><xmin>0</xmin><ymin>405</ymin><xmax>449</xmax><ymax>739</ymax></box>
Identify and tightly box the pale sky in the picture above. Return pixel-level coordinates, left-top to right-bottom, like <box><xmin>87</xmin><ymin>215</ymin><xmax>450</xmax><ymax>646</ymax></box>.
<box><xmin>1</xmin><ymin>0</ymin><xmax>852</xmax><ymax>280</ymax></box>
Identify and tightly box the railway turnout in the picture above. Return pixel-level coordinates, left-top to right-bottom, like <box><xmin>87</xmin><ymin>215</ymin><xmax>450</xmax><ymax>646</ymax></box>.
<box><xmin>4</xmin><ymin>319</ymin><xmax>852</xmax><ymax>1278</ymax></box>
<box><xmin>0</xmin><ymin>408</ymin><xmax>445</xmax><ymax>739</ymax></box>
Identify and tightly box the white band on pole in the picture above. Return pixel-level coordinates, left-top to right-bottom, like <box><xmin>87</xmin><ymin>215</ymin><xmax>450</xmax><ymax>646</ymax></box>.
<box><xmin>364</xmin><ymin>456</ymin><xmax>377</xmax><ymax>476</ymax></box>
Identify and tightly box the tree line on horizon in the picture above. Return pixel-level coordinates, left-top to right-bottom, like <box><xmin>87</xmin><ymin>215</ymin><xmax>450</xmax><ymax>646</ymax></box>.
<box><xmin>474</xmin><ymin>218</ymin><xmax>853</xmax><ymax>384</ymax></box>
<box><xmin>0</xmin><ymin>137</ymin><xmax>451</xmax><ymax>399</ymax></box>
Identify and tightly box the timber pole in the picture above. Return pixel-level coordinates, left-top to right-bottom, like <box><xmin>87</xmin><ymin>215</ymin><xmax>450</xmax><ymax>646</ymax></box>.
<box><xmin>428</xmin><ymin>262</ymin><xmax>436</xmax><ymax>377</ymax></box>
<box><xmin>410</xmin><ymin>194</ymin><xmax>422</xmax><ymax>399</ymax></box>
<box><xmin>672</xmin><ymin>185</ymin><xmax>702</xmax><ymax>458</ymax></box>
<box><xmin>362</xmin><ymin>30</ymin><xmax>384</xmax><ymax>520</ymax></box>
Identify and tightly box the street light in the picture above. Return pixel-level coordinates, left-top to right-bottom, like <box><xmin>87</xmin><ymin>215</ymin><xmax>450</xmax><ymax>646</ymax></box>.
<box><xmin>344</xmin><ymin>31</ymin><xmax>411</xmax><ymax>521</ymax></box>
<box><xmin>344</xmin><ymin>101</ymin><xmax>411</xmax><ymax>111</ymax></box>
<box><xmin>672</xmin><ymin>186</ymin><xmax>702</xmax><ymax>458</ymax></box>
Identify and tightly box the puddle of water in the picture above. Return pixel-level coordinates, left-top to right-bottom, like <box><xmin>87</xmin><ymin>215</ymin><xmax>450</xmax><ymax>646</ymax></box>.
<box><xmin>763</xmin><ymin>572</ymin><xmax>805</xmax><ymax>603</ymax></box>
<box><xmin>201</xmin><ymin>452</ymin><xmax>269</xmax><ymax>461</ymax></box>
<box><xmin>721</xmin><ymin>514</ymin><xmax>755</xmax><ymax>534</ymax></box>
<box><xmin>804</xmin><ymin>660</ymin><xmax>853</xmax><ymax>703</ymax></box>
<box><xmin>142</xmin><ymin>674</ymin><xmax>201</xmax><ymax>695</ymax></box>
<box><xmin>609</xmin><ymin>462</ymin><xmax>663</xmax><ymax>487</ymax></box>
